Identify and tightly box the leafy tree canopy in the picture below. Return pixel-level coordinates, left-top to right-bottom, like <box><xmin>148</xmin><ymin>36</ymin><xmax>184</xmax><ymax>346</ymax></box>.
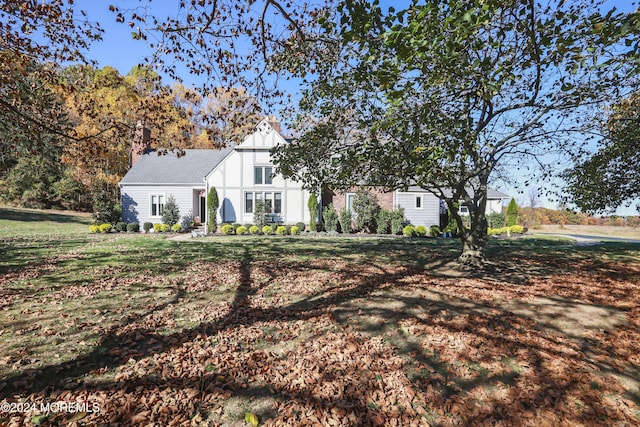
<box><xmin>564</xmin><ymin>90</ymin><xmax>640</xmax><ymax>214</ymax></box>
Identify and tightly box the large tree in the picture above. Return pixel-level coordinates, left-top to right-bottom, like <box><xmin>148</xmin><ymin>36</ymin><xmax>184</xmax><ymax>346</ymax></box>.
<box><xmin>269</xmin><ymin>0</ymin><xmax>640</xmax><ymax>261</ymax></box>
<box><xmin>563</xmin><ymin>90</ymin><xmax>640</xmax><ymax>214</ymax></box>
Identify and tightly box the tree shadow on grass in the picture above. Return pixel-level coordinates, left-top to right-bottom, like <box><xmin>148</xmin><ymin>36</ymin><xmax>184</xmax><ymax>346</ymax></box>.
<box><xmin>1</xmin><ymin>238</ymin><xmax>639</xmax><ymax>425</ymax></box>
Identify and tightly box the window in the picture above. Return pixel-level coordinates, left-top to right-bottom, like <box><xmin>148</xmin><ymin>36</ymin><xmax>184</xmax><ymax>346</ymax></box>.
<box><xmin>150</xmin><ymin>194</ymin><xmax>165</xmax><ymax>217</ymax></box>
<box><xmin>346</xmin><ymin>193</ymin><xmax>356</xmax><ymax>213</ymax></box>
<box><xmin>245</xmin><ymin>192</ymin><xmax>253</xmax><ymax>214</ymax></box>
<box><xmin>245</xmin><ymin>192</ymin><xmax>282</xmax><ymax>214</ymax></box>
<box><xmin>254</xmin><ymin>166</ymin><xmax>273</xmax><ymax>185</ymax></box>
<box><xmin>415</xmin><ymin>195</ymin><xmax>422</xmax><ymax>209</ymax></box>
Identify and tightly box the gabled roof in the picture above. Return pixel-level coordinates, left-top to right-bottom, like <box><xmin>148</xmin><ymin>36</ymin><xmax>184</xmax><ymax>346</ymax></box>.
<box><xmin>119</xmin><ymin>147</ymin><xmax>233</xmax><ymax>185</ymax></box>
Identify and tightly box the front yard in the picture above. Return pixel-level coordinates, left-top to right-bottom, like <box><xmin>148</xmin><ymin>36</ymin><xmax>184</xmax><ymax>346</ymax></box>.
<box><xmin>1</xmin><ymin>208</ymin><xmax>639</xmax><ymax>426</ymax></box>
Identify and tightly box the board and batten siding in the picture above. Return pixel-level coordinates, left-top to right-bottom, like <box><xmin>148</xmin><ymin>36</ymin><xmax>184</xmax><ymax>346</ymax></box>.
<box><xmin>121</xmin><ymin>184</ymin><xmax>203</xmax><ymax>226</ymax></box>
<box><xmin>397</xmin><ymin>191</ymin><xmax>441</xmax><ymax>227</ymax></box>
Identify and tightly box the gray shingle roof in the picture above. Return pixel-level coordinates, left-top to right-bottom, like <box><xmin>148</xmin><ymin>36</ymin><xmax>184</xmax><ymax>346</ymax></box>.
<box><xmin>119</xmin><ymin>147</ymin><xmax>233</xmax><ymax>185</ymax></box>
<box><xmin>408</xmin><ymin>186</ymin><xmax>510</xmax><ymax>199</ymax></box>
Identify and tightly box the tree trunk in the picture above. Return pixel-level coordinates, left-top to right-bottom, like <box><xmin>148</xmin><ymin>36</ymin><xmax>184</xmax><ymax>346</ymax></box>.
<box><xmin>459</xmin><ymin>227</ymin><xmax>486</xmax><ymax>264</ymax></box>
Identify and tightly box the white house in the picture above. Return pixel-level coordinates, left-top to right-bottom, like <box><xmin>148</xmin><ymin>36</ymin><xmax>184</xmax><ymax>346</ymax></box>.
<box><xmin>119</xmin><ymin>117</ymin><xmax>509</xmax><ymax>230</ymax></box>
<box><xmin>119</xmin><ymin>118</ymin><xmax>311</xmax><ymax>228</ymax></box>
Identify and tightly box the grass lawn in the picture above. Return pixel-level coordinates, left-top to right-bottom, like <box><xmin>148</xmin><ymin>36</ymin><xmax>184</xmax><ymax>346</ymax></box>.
<box><xmin>1</xmin><ymin>207</ymin><xmax>639</xmax><ymax>426</ymax></box>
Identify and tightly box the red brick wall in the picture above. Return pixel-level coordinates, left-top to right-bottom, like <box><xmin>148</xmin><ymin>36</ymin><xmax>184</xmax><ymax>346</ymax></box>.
<box><xmin>323</xmin><ymin>187</ymin><xmax>394</xmax><ymax>211</ymax></box>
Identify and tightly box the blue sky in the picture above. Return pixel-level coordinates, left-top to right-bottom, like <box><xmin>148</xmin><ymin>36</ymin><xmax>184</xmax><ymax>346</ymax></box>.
<box><xmin>76</xmin><ymin>1</ymin><xmax>639</xmax><ymax>215</ymax></box>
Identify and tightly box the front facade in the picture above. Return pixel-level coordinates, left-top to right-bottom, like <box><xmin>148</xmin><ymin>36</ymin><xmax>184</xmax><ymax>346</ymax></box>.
<box><xmin>204</xmin><ymin>119</ymin><xmax>311</xmax><ymax>227</ymax></box>
<box><xmin>119</xmin><ymin>118</ymin><xmax>509</xmax><ymax>230</ymax></box>
<box><xmin>119</xmin><ymin>119</ymin><xmax>311</xmax><ymax>229</ymax></box>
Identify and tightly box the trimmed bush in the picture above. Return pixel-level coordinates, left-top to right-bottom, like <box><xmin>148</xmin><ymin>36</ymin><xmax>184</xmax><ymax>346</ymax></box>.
<box><xmin>322</xmin><ymin>205</ymin><xmax>339</xmax><ymax>233</ymax></box>
<box><xmin>510</xmin><ymin>224</ymin><xmax>524</xmax><ymax>234</ymax></box>
<box><xmin>89</xmin><ymin>225</ymin><xmax>100</xmax><ymax>233</ymax></box>
<box><xmin>153</xmin><ymin>223</ymin><xmax>163</xmax><ymax>233</ymax></box>
<box><xmin>506</xmin><ymin>198</ymin><xmax>519</xmax><ymax>227</ymax></box>
<box><xmin>339</xmin><ymin>207</ymin><xmax>352</xmax><ymax>234</ymax></box>
<box><xmin>376</xmin><ymin>209</ymin><xmax>391</xmax><ymax>234</ymax></box>
<box><xmin>143</xmin><ymin>222</ymin><xmax>153</xmax><ymax>233</ymax></box>
<box><xmin>99</xmin><ymin>223</ymin><xmax>112</xmax><ymax>233</ymax></box>
<box><xmin>402</xmin><ymin>224</ymin><xmax>415</xmax><ymax>237</ymax></box>
<box><xmin>500</xmin><ymin>226</ymin><xmax>510</xmax><ymax>234</ymax></box>
<box><xmin>207</xmin><ymin>186</ymin><xmax>219</xmax><ymax>234</ymax></box>
<box><xmin>390</xmin><ymin>208</ymin><xmax>405</xmax><ymax>235</ymax></box>
<box><xmin>160</xmin><ymin>224</ymin><xmax>170</xmax><ymax>232</ymax></box>
<box><xmin>126</xmin><ymin>222</ymin><xmax>140</xmax><ymax>232</ymax></box>
<box><xmin>162</xmin><ymin>195</ymin><xmax>180</xmax><ymax>226</ymax></box>
<box><xmin>172</xmin><ymin>223</ymin><xmax>183</xmax><ymax>232</ymax></box>
<box><xmin>221</xmin><ymin>224</ymin><xmax>235</xmax><ymax>235</ymax></box>
<box><xmin>115</xmin><ymin>222</ymin><xmax>126</xmax><ymax>232</ymax></box>
<box><xmin>276</xmin><ymin>225</ymin><xmax>288</xmax><ymax>235</ymax></box>
<box><xmin>429</xmin><ymin>225</ymin><xmax>441</xmax><ymax>237</ymax></box>
<box><xmin>290</xmin><ymin>225</ymin><xmax>300</xmax><ymax>235</ymax></box>
<box><xmin>415</xmin><ymin>225</ymin><xmax>427</xmax><ymax>237</ymax></box>
<box><xmin>488</xmin><ymin>227</ymin><xmax>502</xmax><ymax>235</ymax></box>
<box><xmin>249</xmin><ymin>225</ymin><xmax>260</xmax><ymax>235</ymax></box>
<box><xmin>352</xmin><ymin>188</ymin><xmax>380</xmax><ymax>233</ymax></box>
<box><xmin>308</xmin><ymin>194</ymin><xmax>318</xmax><ymax>232</ymax></box>
<box><xmin>262</xmin><ymin>225</ymin><xmax>273</xmax><ymax>235</ymax></box>
<box><xmin>232</xmin><ymin>223</ymin><xmax>242</xmax><ymax>232</ymax></box>
<box><xmin>295</xmin><ymin>222</ymin><xmax>306</xmax><ymax>232</ymax></box>
<box><xmin>236</xmin><ymin>225</ymin><xmax>248</xmax><ymax>235</ymax></box>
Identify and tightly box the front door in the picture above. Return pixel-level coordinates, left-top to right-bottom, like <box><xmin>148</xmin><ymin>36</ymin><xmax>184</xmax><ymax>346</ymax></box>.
<box><xmin>200</xmin><ymin>195</ymin><xmax>206</xmax><ymax>225</ymax></box>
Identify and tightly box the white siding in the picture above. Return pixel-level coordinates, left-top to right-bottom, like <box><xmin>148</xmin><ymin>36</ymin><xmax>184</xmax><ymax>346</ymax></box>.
<box><xmin>121</xmin><ymin>184</ymin><xmax>203</xmax><ymax>226</ymax></box>
<box><xmin>206</xmin><ymin>145</ymin><xmax>310</xmax><ymax>225</ymax></box>
<box><xmin>397</xmin><ymin>191</ymin><xmax>441</xmax><ymax>227</ymax></box>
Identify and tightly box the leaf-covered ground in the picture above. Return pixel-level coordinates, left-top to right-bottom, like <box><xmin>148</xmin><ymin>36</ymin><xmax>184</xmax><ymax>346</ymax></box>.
<box><xmin>1</xmin><ymin>223</ymin><xmax>639</xmax><ymax>426</ymax></box>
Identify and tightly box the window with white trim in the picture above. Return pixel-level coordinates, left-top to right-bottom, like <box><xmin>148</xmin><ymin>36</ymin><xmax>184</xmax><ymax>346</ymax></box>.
<box><xmin>254</xmin><ymin>166</ymin><xmax>273</xmax><ymax>185</ymax></box>
<box><xmin>245</xmin><ymin>191</ymin><xmax>282</xmax><ymax>214</ymax></box>
<box><xmin>150</xmin><ymin>194</ymin><xmax>165</xmax><ymax>217</ymax></box>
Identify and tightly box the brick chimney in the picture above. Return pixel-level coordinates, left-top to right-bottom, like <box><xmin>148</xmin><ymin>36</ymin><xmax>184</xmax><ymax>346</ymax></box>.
<box><xmin>131</xmin><ymin>120</ymin><xmax>151</xmax><ymax>167</ymax></box>
<box><xmin>267</xmin><ymin>115</ymin><xmax>282</xmax><ymax>133</ymax></box>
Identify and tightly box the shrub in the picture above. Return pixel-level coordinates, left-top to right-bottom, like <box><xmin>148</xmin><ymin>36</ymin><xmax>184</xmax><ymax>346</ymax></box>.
<box><xmin>172</xmin><ymin>223</ymin><xmax>183</xmax><ymax>232</ymax></box>
<box><xmin>353</xmin><ymin>188</ymin><xmax>380</xmax><ymax>233</ymax></box>
<box><xmin>89</xmin><ymin>225</ymin><xmax>100</xmax><ymax>233</ymax></box>
<box><xmin>232</xmin><ymin>223</ymin><xmax>241</xmax><ymax>232</ymax></box>
<box><xmin>390</xmin><ymin>208</ymin><xmax>405</xmax><ymax>235</ymax></box>
<box><xmin>207</xmin><ymin>186</ymin><xmax>219</xmax><ymax>233</ymax></box>
<box><xmin>486</xmin><ymin>212</ymin><xmax>506</xmax><ymax>229</ymax></box>
<box><xmin>153</xmin><ymin>223</ymin><xmax>163</xmax><ymax>232</ymax></box>
<box><xmin>339</xmin><ymin>207</ymin><xmax>352</xmax><ymax>234</ymax></box>
<box><xmin>221</xmin><ymin>224</ymin><xmax>235</xmax><ymax>235</ymax></box>
<box><xmin>509</xmin><ymin>224</ymin><xmax>524</xmax><ymax>234</ymax></box>
<box><xmin>488</xmin><ymin>227</ymin><xmax>502</xmax><ymax>235</ymax></box>
<box><xmin>236</xmin><ymin>225</ymin><xmax>248</xmax><ymax>235</ymax></box>
<box><xmin>276</xmin><ymin>225</ymin><xmax>288</xmax><ymax>235</ymax></box>
<box><xmin>308</xmin><ymin>194</ymin><xmax>319</xmax><ymax>232</ymax></box>
<box><xmin>295</xmin><ymin>222</ymin><xmax>306</xmax><ymax>232</ymax></box>
<box><xmin>115</xmin><ymin>222</ymin><xmax>126</xmax><ymax>232</ymax></box>
<box><xmin>290</xmin><ymin>225</ymin><xmax>300</xmax><ymax>235</ymax></box>
<box><xmin>415</xmin><ymin>225</ymin><xmax>427</xmax><ymax>237</ymax></box>
<box><xmin>429</xmin><ymin>225</ymin><xmax>441</xmax><ymax>237</ymax></box>
<box><xmin>92</xmin><ymin>184</ymin><xmax>119</xmax><ymax>225</ymax></box>
<box><xmin>402</xmin><ymin>225</ymin><xmax>415</xmax><ymax>237</ymax></box>
<box><xmin>376</xmin><ymin>208</ymin><xmax>391</xmax><ymax>234</ymax></box>
<box><xmin>160</xmin><ymin>224</ymin><xmax>170</xmax><ymax>232</ymax></box>
<box><xmin>249</xmin><ymin>225</ymin><xmax>260</xmax><ymax>235</ymax></box>
<box><xmin>127</xmin><ymin>222</ymin><xmax>140</xmax><ymax>232</ymax></box>
<box><xmin>500</xmin><ymin>226</ymin><xmax>510</xmax><ymax>234</ymax></box>
<box><xmin>269</xmin><ymin>223</ymin><xmax>278</xmax><ymax>234</ymax></box>
<box><xmin>99</xmin><ymin>223</ymin><xmax>112</xmax><ymax>233</ymax></box>
<box><xmin>253</xmin><ymin>199</ymin><xmax>269</xmax><ymax>228</ymax></box>
<box><xmin>262</xmin><ymin>225</ymin><xmax>273</xmax><ymax>235</ymax></box>
<box><xmin>506</xmin><ymin>198</ymin><xmax>519</xmax><ymax>227</ymax></box>
<box><xmin>162</xmin><ymin>194</ymin><xmax>180</xmax><ymax>226</ymax></box>
<box><xmin>322</xmin><ymin>204</ymin><xmax>339</xmax><ymax>232</ymax></box>
<box><xmin>143</xmin><ymin>222</ymin><xmax>153</xmax><ymax>233</ymax></box>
